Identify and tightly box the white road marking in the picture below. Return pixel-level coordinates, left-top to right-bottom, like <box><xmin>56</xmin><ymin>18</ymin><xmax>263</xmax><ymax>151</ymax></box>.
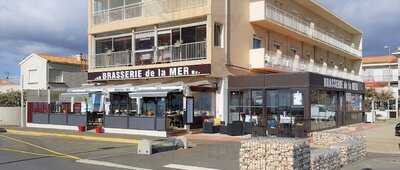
<box><xmin>163</xmin><ymin>164</ymin><xmax>220</xmax><ymax>170</ymax></box>
<box><xmin>76</xmin><ymin>159</ymin><xmax>152</xmax><ymax>170</ymax></box>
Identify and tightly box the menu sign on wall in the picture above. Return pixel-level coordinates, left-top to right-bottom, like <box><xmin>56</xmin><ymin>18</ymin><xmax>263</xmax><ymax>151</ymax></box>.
<box><xmin>89</xmin><ymin>64</ymin><xmax>211</xmax><ymax>81</ymax></box>
<box><xmin>323</xmin><ymin>77</ymin><xmax>362</xmax><ymax>91</ymax></box>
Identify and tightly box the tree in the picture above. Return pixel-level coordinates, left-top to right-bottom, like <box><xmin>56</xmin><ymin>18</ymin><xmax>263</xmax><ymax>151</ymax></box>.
<box><xmin>365</xmin><ymin>88</ymin><xmax>394</xmax><ymax>111</ymax></box>
<box><xmin>0</xmin><ymin>91</ymin><xmax>21</xmax><ymax>107</ymax></box>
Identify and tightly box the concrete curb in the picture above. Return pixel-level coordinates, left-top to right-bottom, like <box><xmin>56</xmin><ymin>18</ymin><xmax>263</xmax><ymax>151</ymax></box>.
<box><xmin>6</xmin><ymin>129</ymin><xmax>139</xmax><ymax>144</ymax></box>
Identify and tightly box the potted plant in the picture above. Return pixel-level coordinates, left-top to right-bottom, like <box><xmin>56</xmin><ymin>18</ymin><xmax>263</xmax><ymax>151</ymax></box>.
<box><xmin>95</xmin><ymin>126</ymin><xmax>104</xmax><ymax>133</ymax></box>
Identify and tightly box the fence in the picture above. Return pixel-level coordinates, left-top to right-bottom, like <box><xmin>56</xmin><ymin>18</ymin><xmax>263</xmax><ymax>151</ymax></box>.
<box><xmin>94</xmin><ymin>41</ymin><xmax>207</xmax><ymax>68</ymax></box>
<box><xmin>93</xmin><ymin>0</ymin><xmax>208</xmax><ymax>25</ymax></box>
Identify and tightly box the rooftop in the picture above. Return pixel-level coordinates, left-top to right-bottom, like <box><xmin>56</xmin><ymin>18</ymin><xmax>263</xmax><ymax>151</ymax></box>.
<box><xmin>37</xmin><ymin>53</ymin><xmax>85</xmax><ymax>65</ymax></box>
<box><xmin>362</xmin><ymin>55</ymin><xmax>398</xmax><ymax>65</ymax></box>
<box><xmin>0</xmin><ymin>79</ymin><xmax>16</xmax><ymax>85</ymax></box>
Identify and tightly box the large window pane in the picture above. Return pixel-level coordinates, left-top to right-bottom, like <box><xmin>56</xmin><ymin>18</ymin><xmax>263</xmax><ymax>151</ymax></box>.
<box><xmin>195</xmin><ymin>25</ymin><xmax>206</xmax><ymax>42</ymax></box>
<box><xmin>114</xmin><ymin>36</ymin><xmax>132</xmax><ymax>52</ymax></box>
<box><xmin>95</xmin><ymin>39</ymin><xmax>112</xmax><ymax>54</ymax></box>
<box><xmin>158</xmin><ymin>31</ymin><xmax>171</xmax><ymax>47</ymax></box>
<box><xmin>135</xmin><ymin>32</ymin><xmax>155</xmax><ymax>50</ymax></box>
<box><xmin>126</xmin><ymin>0</ymin><xmax>142</xmax><ymax>5</ymax></box>
<box><xmin>94</xmin><ymin>0</ymin><xmax>108</xmax><ymax>12</ymax></box>
<box><xmin>193</xmin><ymin>92</ymin><xmax>214</xmax><ymax>116</ymax></box>
<box><xmin>311</xmin><ymin>90</ymin><xmax>337</xmax><ymax>131</ymax></box>
<box><xmin>110</xmin><ymin>0</ymin><xmax>124</xmax><ymax>8</ymax></box>
<box><xmin>172</xmin><ymin>29</ymin><xmax>181</xmax><ymax>45</ymax></box>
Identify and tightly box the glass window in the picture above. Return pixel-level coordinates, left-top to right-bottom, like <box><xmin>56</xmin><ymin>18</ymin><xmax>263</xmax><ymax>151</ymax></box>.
<box><xmin>214</xmin><ymin>23</ymin><xmax>223</xmax><ymax>47</ymax></box>
<box><xmin>253</xmin><ymin>37</ymin><xmax>262</xmax><ymax>49</ymax></box>
<box><xmin>109</xmin><ymin>0</ymin><xmax>124</xmax><ymax>9</ymax></box>
<box><xmin>114</xmin><ymin>36</ymin><xmax>132</xmax><ymax>52</ymax></box>
<box><xmin>125</xmin><ymin>0</ymin><xmax>141</xmax><ymax>5</ymax></box>
<box><xmin>193</xmin><ymin>92</ymin><xmax>214</xmax><ymax>116</ymax></box>
<box><xmin>181</xmin><ymin>25</ymin><xmax>206</xmax><ymax>43</ymax></box>
<box><xmin>49</xmin><ymin>70</ymin><xmax>63</xmax><ymax>83</ymax></box>
<box><xmin>142</xmin><ymin>97</ymin><xmax>156</xmax><ymax>117</ymax></box>
<box><xmin>172</xmin><ymin>29</ymin><xmax>181</xmax><ymax>45</ymax></box>
<box><xmin>28</xmin><ymin>69</ymin><xmax>38</xmax><ymax>83</ymax></box>
<box><xmin>229</xmin><ymin>91</ymin><xmax>242</xmax><ymax>123</ymax></box>
<box><xmin>158</xmin><ymin>31</ymin><xmax>171</xmax><ymax>47</ymax></box>
<box><xmin>311</xmin><ymin>90</ymin><xmax>337</xmax><ymax>131</ymax></box>
<box><xmin>94</xmin><ymin>0</ymin><xmax>108</xmax><ymax>12</ymax></box>
<box><xmin>135</xmin><ymin>32</ymin><xmax>155</xmax><ymax>50</ymax></box>
<box><xmin>95</xmin><ymin>39</ymin><xmax>112</xmax><ymax>54</ymax></box>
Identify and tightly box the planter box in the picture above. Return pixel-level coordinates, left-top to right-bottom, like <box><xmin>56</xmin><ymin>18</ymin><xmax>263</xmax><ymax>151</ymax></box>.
<box><xmin>104</xmin><ymin>116</ymin><xmax>129</xmax><ymax>129</ymax></box>
<box><xmin>67</xmin><ymin>114</ymin><xmax>87</xmax><ymax>126</ymax></box>
<box><xmin>129</xmin><ymin>117</ymin><xmax>156</xmax><ymax>130</ymax></box>
<box><xmin>32</xmin><ymin>113</ymin><xmax>49</xmax><ymax>124</ymax></box>
<box><xmin>49</xmin><ymin>114</ymin><xmax>67</xmax><ymax>125</ymax></box>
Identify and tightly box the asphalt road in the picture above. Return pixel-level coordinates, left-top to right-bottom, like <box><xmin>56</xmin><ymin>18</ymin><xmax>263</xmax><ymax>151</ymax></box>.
<box><xmin>0</xmin><ymin>133</ymin><xmax>239</xmax><ymax>170</ymax></box>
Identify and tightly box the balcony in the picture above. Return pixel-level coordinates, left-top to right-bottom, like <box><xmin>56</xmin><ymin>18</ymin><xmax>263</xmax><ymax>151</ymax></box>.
<box><xmin>93</xmin><ymin>41</ymin><xmax>207</xmax><ymax>68</ymax></box>
<box><xmin>249</xmin><ymin>48</ymin><xmax>361</xmax><ymax>81</ymax></box>
<box><xmin>93</xmin><ymin>0</ymin><xmax>208</xmax><ymax>26</ymax></box>
<box><xmin>249</xmin><ymin>2</ymin><xmax>362</xmax><ymax>57</ymax></box>
<box><xmin>362</xmin><ymin>71</ymin><xmax>398</xmax><ymax>82</ymax></box>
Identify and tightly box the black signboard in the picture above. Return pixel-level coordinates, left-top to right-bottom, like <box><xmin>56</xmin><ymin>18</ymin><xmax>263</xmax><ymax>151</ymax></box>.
<box><xmin>184</xmin><ymin>97</ymin><xmax>194</xmax><ymax>124</ymax></box>
<box><xmin>89</xmin><ymin>64</ymin><xmax>212</xmax><ymax>81</ymax></box>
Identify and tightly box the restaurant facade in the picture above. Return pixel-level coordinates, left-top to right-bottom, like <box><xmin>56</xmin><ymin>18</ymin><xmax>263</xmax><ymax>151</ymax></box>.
<box><xmin>27</xmin><ymin>0</ymin><xmax>365</xmax><ymax>137</ymax></box>
<box><xmin>228</xmin><ymin>72</ymin><xmax>364</xmax><ymax>136</ymax></box>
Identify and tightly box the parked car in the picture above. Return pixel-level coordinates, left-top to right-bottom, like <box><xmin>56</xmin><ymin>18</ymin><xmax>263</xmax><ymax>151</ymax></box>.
<box><xmin>311</xmin><ymin>105</ymin><xmax>336</xmax><ymax>120</ymax></box>
<box><xmin>395</xmin><ymin>123</ymin><xmax>400</xmax><ymax>136</ymax></box>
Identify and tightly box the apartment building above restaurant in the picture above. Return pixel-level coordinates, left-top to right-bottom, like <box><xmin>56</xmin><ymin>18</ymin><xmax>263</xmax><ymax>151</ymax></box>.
<box><xmin>76</xmin><ymin>0</ymin><xmax>365</xmax><ymax>136</ymax></box>
<box><xmin>88</xmin><ymin>0</ymin><xmax>363</xmax><ymax>81</ymax></box>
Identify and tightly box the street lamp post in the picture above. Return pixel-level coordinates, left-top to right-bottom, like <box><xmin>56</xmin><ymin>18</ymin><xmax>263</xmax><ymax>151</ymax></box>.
<box><xmin>384</xmin><ymin>45</ymin><xmax>391</xmax><ymax>55</ymax></box>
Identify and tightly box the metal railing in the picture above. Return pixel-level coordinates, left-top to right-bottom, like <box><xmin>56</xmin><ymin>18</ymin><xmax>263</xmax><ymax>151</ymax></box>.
<box><xmin>95</xmin><ymin>51</ymin><xmax>132</xmax><ymax>68</ymax></box>
<box><xmin>93</xmin><ymin>0</ymin><xmax>207</xmax><ymax>25</ymax></box>
<box><xmin>265</xmin><ymin>51</ymin><xmax>361</xmax><ymax>81</ymax></box>
<box><xmin>93</xmin><ymin>41</ymin><xmax>207</xmax><ymax>68</ymax></box>
<box><xmin>362</xmin><ymin>74</ymin><xmax>396</xmax><ymax>82</ymax></box>
<box><xmin>265</xmin><ymin>4</ymin><xmax>361</xmax><ymax>57</ymax></box>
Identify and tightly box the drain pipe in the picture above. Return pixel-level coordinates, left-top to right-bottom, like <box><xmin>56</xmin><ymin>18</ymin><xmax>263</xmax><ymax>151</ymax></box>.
<box><xmin>224</xmin><ymin>0</ymin><xmax>230</xmax><ymax>65</ymax></box>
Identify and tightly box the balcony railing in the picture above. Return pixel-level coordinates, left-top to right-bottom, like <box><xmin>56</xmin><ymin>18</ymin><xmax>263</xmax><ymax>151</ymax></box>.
<box><xmin>93</xmin><ymin>0</ymin><xmax>207</xmax><ymax>25</ymax></box>
<box><xmin>265</xmin><ymin>4</ymin><xmax>362</xmax><ymax>57</ymax></box>
<box><xmin>93</xmin><ymin>41</ymin><xmax>207</xmax><ymax>68</ymax></box>
<box><xmin>249</xmin><ymin>48</ymin><xmax>361</xmax><ymax>81</ymax></box>
<box><xmin>266</xmin><ymin>51</ymin><xmax>361</xmax><ymax>81</ymax></box>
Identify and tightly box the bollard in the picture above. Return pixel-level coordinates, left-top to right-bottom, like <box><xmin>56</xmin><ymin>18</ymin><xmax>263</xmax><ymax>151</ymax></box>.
<box><xmin>137</xmin><ymin>139</ymin><xmax>152</xmax><ymax>155</ymax></box>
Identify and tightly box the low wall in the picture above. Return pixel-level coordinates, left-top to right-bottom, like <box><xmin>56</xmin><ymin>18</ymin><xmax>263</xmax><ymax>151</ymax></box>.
<box><xmin>240</xmin><ymin>138</ymin><xmax>311</xmax><ymax>170</ymax></box>
<box><xmin>0</xmin><ymin>107</ymin><xmax>21</xmax><ymax>126</ymax></box>
<box><xmin>240</xmin><ymin>133</ymin><xmax>366</xmax><ymax>170</ymax></box>
<box><xmin>311</xmin><ymin>132</ymin><xmax>367</xmax><ymax>167</ymax></box>
<box><xmin>311</xmin><ymin>148</ymin><xmax>340</xmax><ymax>170</ymax></box>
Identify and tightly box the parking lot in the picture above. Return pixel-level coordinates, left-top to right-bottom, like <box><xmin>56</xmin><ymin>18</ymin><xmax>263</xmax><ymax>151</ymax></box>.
<box><xmin>1</xmin><ymin>121</ymin><xmax>399</xmax><ymax>170</ymax></box>
<box><xmin>0</xmin><ymin>131</ymin><xmax>239</xmax><ymax>170</ymax></box>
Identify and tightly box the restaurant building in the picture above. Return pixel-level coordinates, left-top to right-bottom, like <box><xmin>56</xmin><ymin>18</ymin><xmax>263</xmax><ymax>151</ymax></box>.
<box><xmin>29</xmin><ymin>0</ymin><xmax>364</xmax><ymax>137</ymax></box>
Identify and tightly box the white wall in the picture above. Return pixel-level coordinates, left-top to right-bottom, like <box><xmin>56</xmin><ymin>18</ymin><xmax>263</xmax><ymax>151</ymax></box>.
<box><xmin>0</xmin><ymin>107</ymin><xmax>21</xmax><ymax>126</ymax></box>
<box><xmin>20</xmin><ymin>54</ymin><xmax>48</xmax><ymax>90</ymax></box>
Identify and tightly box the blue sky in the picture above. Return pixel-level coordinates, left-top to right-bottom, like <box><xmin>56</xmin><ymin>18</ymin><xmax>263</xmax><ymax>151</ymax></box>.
<box><xmin>0</xmin><ymin>0</ymin><xmax>399</xmax><ymax>78</ymax></box>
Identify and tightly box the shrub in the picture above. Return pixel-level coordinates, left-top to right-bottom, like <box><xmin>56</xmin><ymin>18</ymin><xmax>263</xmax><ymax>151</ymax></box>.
<box><xmin>0</xmin><ymin>91</ymin><xmax>21</xmax><ymax>107</ymax></box>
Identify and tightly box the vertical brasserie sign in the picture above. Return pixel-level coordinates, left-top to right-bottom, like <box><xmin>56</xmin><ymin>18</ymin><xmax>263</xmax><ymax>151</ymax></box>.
<box><xmin>89</xmin><ymin>64</ymin><xmax>211</xmax><ymax>81</ymax></box>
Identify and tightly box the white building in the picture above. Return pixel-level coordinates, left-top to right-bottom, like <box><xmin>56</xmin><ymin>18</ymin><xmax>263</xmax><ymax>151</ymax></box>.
<box><xmin>19</xmin><ymin>53</ymin><xmax>88</xmax><ymax>102</ymax></box>
<box><xmin>362</xmin><ymin>55</ymin><xmax>399</xmax><ymax>119</ymax></box>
